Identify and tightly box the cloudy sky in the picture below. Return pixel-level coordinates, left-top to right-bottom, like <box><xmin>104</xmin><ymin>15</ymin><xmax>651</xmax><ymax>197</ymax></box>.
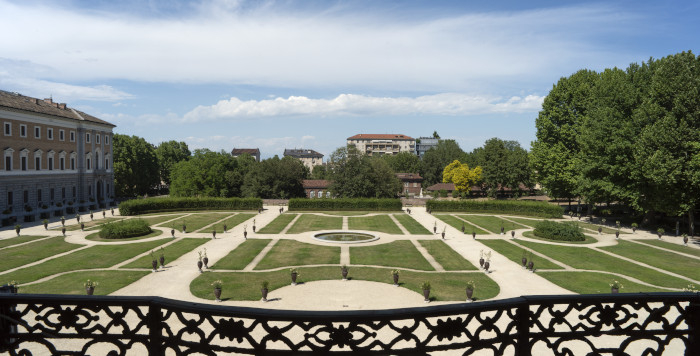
<box><xmin>1</xmin><ymin>0</ymin><xmax>698</xmax><ymax>158</ymax></box>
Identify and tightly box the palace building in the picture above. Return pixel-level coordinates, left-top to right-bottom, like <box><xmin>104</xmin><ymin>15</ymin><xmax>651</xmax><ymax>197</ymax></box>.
<box><xmin>0</xmin><ymin>90</ymin><xmax>115</xmax><ymax>225</ymax></box>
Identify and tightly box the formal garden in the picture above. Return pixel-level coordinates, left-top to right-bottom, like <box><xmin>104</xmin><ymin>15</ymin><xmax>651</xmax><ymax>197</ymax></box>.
<box><xmin>1</xmin><ymin>197</ymin><xmax>698</xmax><ymax>306</ymax></box>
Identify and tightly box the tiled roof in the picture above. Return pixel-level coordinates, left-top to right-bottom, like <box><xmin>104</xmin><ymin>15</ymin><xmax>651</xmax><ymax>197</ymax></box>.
<box><xmin>395</xmin><ymin>173</ymin><xmax>423</xmax><ymax>180</ymax></box>
<box><xmin>231</xmin><ymin>148</ymin><xmax>260</xmax><ymax>155</ymax></box>
<box><xmin>302</xmin><ymin>179</ymin><xmax>331</xmax><ymax>188</ymax></box>
<box><xmin>347</xmin><ymin>134</ymin><xmax>414</xmax><ymax>140</ymax></box>
<box><xmin>284</xmin><ymin>149</ymin><xmax>323</xmax><ymax>158</ymax></box>
<box><xmin>0</xmin><ymin>90</ymin><xmax>115</xmax><ymax>127</ymax></box>
<box><xmin>426</xmin><ymin>183</ymin><xmax>456</xmax><ymax>191</ymax></box>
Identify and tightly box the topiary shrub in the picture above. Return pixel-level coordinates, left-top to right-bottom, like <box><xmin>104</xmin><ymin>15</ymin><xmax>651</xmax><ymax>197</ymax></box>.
<box><xmin>288</xmin><ymin>198</ymin><xmax>402</xmax><ymax>211</ymax></box>
<box><xmin>99</xmin><ymin>219</ymin><xmax>152</xmax><ymax>239</ymax></box>
<box><xmin>533</xmin><ymin>220</ymin><xmax>585</xmax><ymax>242</ymax></box>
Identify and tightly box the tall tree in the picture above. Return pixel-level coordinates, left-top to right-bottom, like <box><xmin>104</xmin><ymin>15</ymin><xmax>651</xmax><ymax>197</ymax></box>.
<box><xmin>328</xmin><ymin>146</ymin><xmax>401</xmax><ymax>198</ymax></box>
<box><xmin>242</xmin><ymin>156</ymin><xmax>307</xmax><ymax>199</ymax></box>
<box><xmin>473</xmin><ymin>138</ymin><xmax>531</xmax><ymax>196</ymax></box>
<box><xmin>113</xmin><ymin>134</ymin><xmax>159</xmax><ymax>197</ymax></box>
<box><xmin>169</xmin><ymin>149</ymin><xmax>242</xmax><ymax>197</ymax></box>
<box><xmin>442</xmin><ymin>160</ymin><xmax>482</xmax><ymax>193</ymax></box>
<box><xmin>382</xmin><ymin>151</ymin><xmax>420</xmax><ymax>173</ymax></box>
<box><xmin>419</xmin><ymin>140</ymin><xmax>466</xmax><ymax>187</ymax></box>
<box><xmin>155</xmin><ymin>140</ymin><xmax>191</xmax><ymax>186</ymax></box>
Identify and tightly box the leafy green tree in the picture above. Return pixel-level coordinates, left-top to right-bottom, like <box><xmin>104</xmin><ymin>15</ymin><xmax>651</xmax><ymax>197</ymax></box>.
<box><xmin>155</xmin><ymin>140</ymin><xmax>191</xmax><ymax>186</ymax></box>
<box><xmin>327</xmin><ymin>146</ymin><xmax>401</xmax><ymax>198</ymax></box>
<box><xmin>242</xmin><ymin>156</ymin><xmax>307</xmax><ymax>198</ymax></box>
<box><xmin>419</xmin><ymin>140</ymin><xmax>466</xmax><ymax>187</ymax></box>
<box><xmin>113</xmin><ymin>134</ymin><xmax>159</xmax><ymax>197</ymax></box>
<box><xmin>382</xmin><ymin>151</ymin><xmax>420</xmax><ymax>173</ymax></box>
<box><xmin>442</xmin><ymin>160</ymin><xmax>482</xmax><ymax>193</ymax></box>
<box><xmin>311</xmin><ymin>164</ymin><xmax>330</xmax><ymax>179</ymax></box>
<box><xmin>169</xmin><ymin>149</ymin><xmax>243</xmax><ymax>197</ymax></box>
<box><xmin>472</xmin><ymin>138</ymin><xmax>531</xmax><ymax>196</ymax></box>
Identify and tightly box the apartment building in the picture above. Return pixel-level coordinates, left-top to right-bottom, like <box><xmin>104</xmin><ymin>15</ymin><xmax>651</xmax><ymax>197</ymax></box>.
<box><xmin>0</xmin><ymin>90</ymin><xmax>115</xmax><ymax>224</ymax></box>
<box><xmin>283</xmin><ymin>149</ymin><xmax>324</xmax><ymax>170</ymax></box>
<box><xmin>231</xmin><ymin>148</ymin><xmax>261</xmax><ymax>162</ymax></box>
<box><xmin>346</xmin><ymin>134</ymin><xmax>415</xmax><ymax>156</ymax></box>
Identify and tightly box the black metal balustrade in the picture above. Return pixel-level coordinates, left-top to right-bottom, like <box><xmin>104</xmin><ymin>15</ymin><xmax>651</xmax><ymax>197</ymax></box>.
<box><xmin>1</xmin><ymin>292</ymin><xmax>698</xmax><ymax>355</ymax></box>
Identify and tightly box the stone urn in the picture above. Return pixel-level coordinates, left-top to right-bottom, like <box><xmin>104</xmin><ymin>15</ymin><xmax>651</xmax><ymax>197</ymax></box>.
<box><xmin>472</xmin><ymin>232</ymin><xmax>476</xmax><ymax>239</ymax></box>
<box><xmin>90</xmin><ymin>212</ymin><xmax>93</xmax><ymax>220</ymax></box>
<box><xmin>223</xmin><ymin>224</ymin><xmax>227</xmax><ymax>233</ymax></box>
<box><xmin>253</xmin><ymin>225</ymin><xmax>256</xmax><ymax>233</ymax></box>
<box><xmin>214</xmin><ymin>288</ymin><xmax>222</xmax><ymax>302</ymax></box>
<box><xmin>423</xmin><ymin>289</ymin><xmax>430</xmax><ymax>302</ymax></box>
<box><xmin>466</xmin><ymin>288</ymin><xmax>474</xmax><ymax>301</ymax></box>
<box><xmin>62</xmin><ymin>227</ymin><xmax>66</xmax><ymax>236</ymax></box>
<box><xmin>212</xmin><ymin>231</ymin><xmax>216</xmax><ymax>239</ymax></box>
<box><xmin>393</xmin><ymin>274</ymin><xmax>399</xmax><ymax>286</ymax></box>
<box><xmin>598</xmin><ymin>227</ymin><xmax>602</xmax><ymax>235</ymax></box>
<box><xmin>182</xmin><ymin>224</ymin><xmax>187</xmax><ymax>233</ymax></box>
<box><xmin>86</xmin><ymin>287</ymin><xmax>95</xmax><ymax>296</ymax></box>
<box><xmin>528</xmin><ymin>261</ymin><xmax>534</xmax><ymax>271</ymax></box>
<box><xmin>203</xmin><ymin>256</ymin><xmax>209</xmax><ymax>269</ymax></box>
<box><xmin>479</xmin><ymin>258</ymin><xmax>484</xmax><ymax>268</ymax></box>
<box><xmin>81</xmin><ymin>223</ymin><xmax>85</xmax><ymax>231</ymax></box>
<box><xmin>291</xmin><ymin>272</ymin><xmax>298</xmax><ymax>285</ymax></box>
<box><xmin>197</xmin><ymin>260</ymin><xmax>203</xmax><ymax>273</ymax></box>
<box><xmin>521</xmin><ymin>257</ymin><xmax>527</xmax><ymax>268</ymax></box>
<box><xmin>244</xmin><ymin>231</ymin><xmax>248</xmax><ymax>239</ymax></box>
<box><xmin>441</xmin><ymin>232</ymin><xmax>445</xmax><ymax>239</ymax></box>
<box><xmin>111</xmin><ymin>208</ymin><xmax>114</xmax><ymax>216</ymax></box>
<box><xmin>171</xmin><ymin>229</ymin><xmax>175</xmax><ymax>238</ymax></box>
<box><xmin>151</xmin><ymin>260</ymin><xmax>158</xmax><ymax>272</ymax></box>
<box><xmin>461</xmin><ymin>225</ymin><xmax>465</xmax><ymax>233</ymax></box>
<box><xmin>433</xmin><ymin>226</ymin><xmax>437</xmax><ymax>234</ymax></box>
<box><xmin>611</xmin><ymin>287</ymin><xmax>619</xmax><ymax>294</ymax></box>
<box><xmin>43</xmin><ymin>221</ymin><xmax>48</xmax><ymax>230</ymax></box>
<box><xmin>159</xmin><ymin>255</ymin><xmax>165</xmax><ymax>268</ymax></box>
<box><xmin>261</xmin><ymin>288</ymin><xmax>268</xmax><ymax>302</ymax></box>
<box><xmin>102</xmin><ymin>211</ymin><xmax>106</xmax><ymax>218</ymax></box>
<box><xmin>511</xmin><ymin>230</ymin><xmax>515</xmax><ymax>238</ymax></box>
<box><xmin>484</xmin><ymin>261</ymin><xmax>490</xmax><ymax>272</ymax></box>
<box><xmin>615</xmin><ymin>231</ymin><xmax>620</xmax><ymax>239</ymax></box>
<box><xmin>500</xmin><ymin>227</ymin><xmax>504</xmax><ymax>234</ymax></box>
<box><xmin>341</xmin><ymin>267</ymin><xmax>348</xmax><ymax>280</ymax></box>
<box><xmin>684</xmin><ymin>235</ymin><xmax>689</xmax><ymax>246</ymax></box>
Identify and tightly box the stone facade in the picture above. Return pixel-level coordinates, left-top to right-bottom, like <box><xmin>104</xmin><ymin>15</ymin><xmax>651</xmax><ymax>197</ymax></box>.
<box><xmin>0</xmin><ymin>91</ymin><xmax>115</xmax><ymax>225</ymax></box>
<box><xmin>283</xmin><ymin>149</ymin><xmax>324</xmax><ymax>171</ymax></box>
<box><xmin>346</xmin><ymin>134</ymin><xmax>415</xmax><ymax>156</ymax></box>
<box><xmin>302</xmin><ymin>179</ymin><xmax>331</xmax><ymax>199</ymax></box>
<box><xmin>395</xmin><ymin>173</ymin><xmax>422</xmax><ymax>197</ymax></box>
<box><xmin>231</xmin><ymin>148</ymin><xmax>260</xmax><ymax>162</ymax></box>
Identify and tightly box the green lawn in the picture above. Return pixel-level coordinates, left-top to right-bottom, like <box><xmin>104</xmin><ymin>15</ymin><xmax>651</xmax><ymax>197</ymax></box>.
<box><xmin>212</xmin><ymin>239</ymin><xmax>272</xmax><ymax>270</ymax></box>
<box><xmin>599</xmin><ymin>240</ymin><xmax>700</xmax><ymax>280</ymax></box>
<box><xmin>254</xmin><ymin>239</ymin><xmax>340</xmax><ymax>270</ymax></box>
<box><xmin>61</xmin><ymin>217</ymin><xmax>125</xmax><ymax>231</ymax></box>
<box><xmin>121</xmin><ymin>238</ymin><xmax>209</xmax><ymax>269</ymax></box>
<box><xmin>434</xmin><ymin>214</ymin><xmax>489</xmax><ymax>235</ymax></box>
<box><xmin>458</xmin><ymin>215</ymin><xmax>529</xmax><ymax>234</ymax></box>
<box><xmin>393</xmin><ymin>214</ymin><xmax>431</xmax><ymax>234</ymax></box>
<box><xmin>140</xmin><ymin>214</ymin><xmax>187</xmax><ymax>226</ymax></box>
<box><xmin>162</xmin><ymin>213</ymin><xmax>231</xmax><ymax>232</ymax></box>
<box><xmin>522</xmin><ymin>230</ymin><xmax>598</xmax><ymax>244</ymax></box>
<box><xmin>503</xmin><ymin>217</ymin><xmax>542</xmax><ymax>228</ymax></box>
<box><xmin>418</xmin><ymin>240</ymin><xmax>477</xmax><ymax>270</ymax></box>
<box><xmin>516</xmin><ymin>240</ymin><xmax>691</xmax><ymax>289</ymax></box>
<box><xmin>0</xmin><ymin>237</ymin><xmax>80</xmax><ymax>271</ymax></box>
<box><xmin>0</xmin><ymin>235</ymin><xmax>47</xmax><ymax>249</ymax></box>
<box><xmin>286</xmin><ymin>214</ymin><xmax>342</xmax><ymax>234</ymax></box>
<box><xmin>573</xmin><ymin>221</ymin><xmax>625</xmax><ymax>234</ymax></box>
<box><xmin>478</xmin><ymin>240</ymin><xmax>564</xmax><ymax>270</ymax></box>
<box><xmin>85</xmin><ymin>229</ymin><xmax>163</xmax><ymax>242</ymax></box>
<box><xmin>19</xmin><ymin>270</ymin><xmax>150</xmax><ymax>295</ymax></box>
<box><xmin>348</xmin><ymin>215</ymin><xmax>403</xmax><ymax>234</ymax></box>
<box><xmin>634</xmin><ymin>239</ymin><xmax>700</xmax><ymax>257</ymax></box>
<box><xmin>258</xmin><ymin>214</ymin><xmax>297</xmax><ymax>234</ymax></box>
<box><xmin>351</xmin><ymin>240</ymin><xmax>434</xmax><ymax>270</ymax></box>
<box><xmin>2</xmin><ymin>239</ymin><xmax>169</xmax><ymax>284</ymax></box>
<box><xmin>206</xmin><ymin>213</ymin><xmax>256</xmax><ymax>233</ymax></box>
<box><xmin>191</xmin><ymin>266</ymin><xmax>499</xmax><ymax>302</ymax></box>
<box><xmin>538</xmin><ymin>271</ymin><xmax>671</xmax><ymax>294</ymax></box>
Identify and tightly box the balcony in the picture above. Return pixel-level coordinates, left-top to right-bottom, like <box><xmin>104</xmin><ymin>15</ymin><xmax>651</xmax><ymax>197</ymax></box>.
<box><xmin>1</xmin><ymin>292</ymin><xmax>698</xmax><ymax>355</ymax></box>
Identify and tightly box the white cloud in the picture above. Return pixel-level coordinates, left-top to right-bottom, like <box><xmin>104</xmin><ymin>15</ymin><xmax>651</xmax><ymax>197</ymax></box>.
<box><xmin>182</xmin><ymin>93</ymin><xmax>544</xmax><ymax>122</ymax></box>
<box><xmin>0</xmin><ymin>1</ymin><xmax>639</xmax><ymax>92</ymax></box>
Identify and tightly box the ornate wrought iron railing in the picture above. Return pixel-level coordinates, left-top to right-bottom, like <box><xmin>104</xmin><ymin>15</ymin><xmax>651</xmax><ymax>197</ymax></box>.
<box><xmin>1</xmin><ymin>292</ymin><xmax>698</xmax><ymax>355</ymax></box>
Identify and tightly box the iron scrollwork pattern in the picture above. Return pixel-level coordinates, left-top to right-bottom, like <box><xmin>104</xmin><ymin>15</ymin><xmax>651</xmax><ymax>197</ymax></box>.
<box><xmin>1</xmin><ymin>293</ymin><xmax>698</xmax><ymax>355</ymax></box>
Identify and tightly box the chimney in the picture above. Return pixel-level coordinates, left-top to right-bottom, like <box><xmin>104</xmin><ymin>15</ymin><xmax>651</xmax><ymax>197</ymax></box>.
<box><xmin>58</xmin><ymin>103</ymin><xmax>66</xmax><ymax>109</ymax></box>
<box><xmin>44</xmin><ymin>98</ymin><xmax>53</xmax><ymax>104</ymax></box>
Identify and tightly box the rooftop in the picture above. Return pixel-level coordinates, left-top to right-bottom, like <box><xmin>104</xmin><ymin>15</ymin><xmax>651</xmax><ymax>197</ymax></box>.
<box><xmin>284</xmin><ymin>148</ymin><xmax>323</xmax><ymax>158</ymax></box>
<box><xmin>0</xmin><ymin>90</ymin><xmax>115</xmax><ymax>127</ymax></box>
<box><xmin>302</xmin><ymin>179</ymin><xmax>331</xmax><ymax>188</ymax></box>
<box><xmin>231</xmin><ymin>148</ymin><xmax>260</xmax><ymax>155</ymax></box>
<box><xmin>347</xmin><ymin>134</ymin><xmax>414</xmax><ymax>140</ymax></box>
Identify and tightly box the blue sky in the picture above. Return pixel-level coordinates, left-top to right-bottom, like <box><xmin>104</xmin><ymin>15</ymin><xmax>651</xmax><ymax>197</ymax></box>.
<box><xmin>1</xmin><ymin>0</ymin><xmax>698</xmax><ymax>159</ymax></box>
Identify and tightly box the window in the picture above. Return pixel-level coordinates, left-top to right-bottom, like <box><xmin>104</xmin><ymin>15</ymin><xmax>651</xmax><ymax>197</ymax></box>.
<box><xmin>20</xmin><ymin>124</ymin><xmax>27</xmax><ymax>137</ymax></box>
<box><xmin>86</xmin><ymin>158</ymin><xmax>91</xmax><ymax>170</ymax></box>
<box><xmin>7</xmin><ymin>191</ymin><xmax>12</xmax><ymax>206</ymax></box>
<box><xmin>105</xmin><ymin>157</ymin><xmax>109</xmax><ymax>170</ymax></box>
<box><xmin>47</xmin><ymin>128</ymin><xmax>54</xmax><ymax>140</ymax></box>
<box><xmin>96</xmin><ymin>134</ymin><xmax>100</xmax><ymax>144</ymax></box>
<box><xmin>70</xmin><ymin>131</ymin><xmax>75</xmax><ymax>142</ymax></box>
<box><xmin>3</xmin><ymin>122</ymin><xmax>10</xmax><ymax>136</ymax></box>
<box><xmin>70</xmin><ymin>157</ymin><xmax>75</xmax><ymax>170</ymax></box>
<box><xmin>309</xmin><ymin>190</ymin><xmax>315</xmax><ymax>198</ymax></box>
<box><xmin>317</xmin><ymin>191</ymin><xmax>323</xmax><ymax>198</ymax></box>
<box><xmin>59</xmin><ymin>129</ymin><xmax>65</xmax><ymax>141</ymax></box>
<box><xmin>35</xmin><ymin>157</ymin><xmax>41</xmax><ymax>170</ymax></box>
<box><xmin>72</xmin><ymin>186</ymin><xmax>76</xmax><ymax>198</ymax></box>
<box><xmin>21</xmin><ymin>156</ymin><xmax>27</xmax><ymax>171</ymax></box>
<box><xmin>3</xmin><ymin>148</ymin><xmax>12</xmax><ymax>171</ymax></box>
<box><xmin>48</xmin><ymin>157</ymin><xmax>54</xmax><ymax>170</ymax></box>
<box><xmin>86</xmin><ymin>133</ymin><xmax>91</xmax><ymax>143</ymax></box>
<box><xmin>60</xmin><ymin>157</ymin><xmax>65</xmax><ymax>170</ymax></box>
<box><xmin>34</xmin><ymin>126</ymin><xmax>40</xmax><ymax>138</ymax></box>
<box><xmin>37</xmin><ymin>189</ymin><xmax>42</xmax><ymax>202</ymax></box>
<box><xmin>105</xmin><ymin>135</ymin><xmax>109</xmax><ymax>145</ymax></box>
<box><xmin>50</xmin><ymin>188</ymin><xmax>54</xmax><ymax>201</ymax></box>
<box><xmin>23</xmin><ymin>190</ymin><xmax>29</xmax><ymax>204</ymax></box>
<box><xmin>62</xmin><ymin>187</ymin><xmax>66</xmax><ymax>199</ymax></box>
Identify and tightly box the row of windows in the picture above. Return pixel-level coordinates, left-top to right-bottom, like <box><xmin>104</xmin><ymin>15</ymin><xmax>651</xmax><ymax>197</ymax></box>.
<box><xmin>5</xmin><ymin>183</ymin><xmax>110</xmax><ymax>207</ymax></box>
<box><xmin>308</xmin><ymin>190</ymin><xmax>331</xmax><ymax>198</ymax></box>
<box><xmin>3</xmin><ymin>151</ymin><xmax>110</xmax><ymax>172</ymax></box>
<box><xmin>3</xmin><ymin>122</ymin><xmax>110</xmax><ymax>145</ymax></box>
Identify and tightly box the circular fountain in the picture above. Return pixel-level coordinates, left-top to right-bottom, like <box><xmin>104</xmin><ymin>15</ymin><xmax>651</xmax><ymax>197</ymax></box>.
<box><xmin>313</xmin><ymin>231</ymin><xmax>378</xmax><ymax>244</ymax></box>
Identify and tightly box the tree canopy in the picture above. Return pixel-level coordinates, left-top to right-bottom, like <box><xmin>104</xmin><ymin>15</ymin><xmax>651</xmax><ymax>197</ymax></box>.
<box><xmin>113</xmin><ymin>134</ymin><xmax>160</xmax><ymax>197</ymax></box>
<box><xmin>155</xmin><ymin>140</ymin><xmax>191</xmax><ymax>186</ymax></box>
<box><xmin>328</xmin><ymin>146</ymin><xmax>401</xmax><ymax>198</ymax></box>
<box><xmin>442</xmin><ymin>160</ymin><xmax>482</xmax><ymax>193</ymax></box>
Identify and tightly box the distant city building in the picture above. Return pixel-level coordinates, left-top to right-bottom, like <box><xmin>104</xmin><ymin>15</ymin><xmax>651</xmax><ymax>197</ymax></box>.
<box><xmin>415</xmin><ymin>137</ymin><xmax>440</xmax><ymax>158</ymax></box>
<box><xmin>1</xmin><ymin>90</ymin><xmax>115</xmax><ymax>225</ymax></box>
<box><xmin>283</xmin><ymin>149</ymin><xmax>324</xmax><ymax>170</ymax></box>
<box><xmin>346</xmin><ymin>134</ymin><xmax>415</xmax><ymax>156</ymax></box>
<box><xmin>230</xmin><ymin>148</ymin><xmax>260</xmax><ymax>162</ymax></box>
<box><xmin>395</xmin><ymin>173</ymin><xmax>422</xmax><ymax>197</ymax></box>
<box><xmin>302</xmin><ymin>179</ymin><xmax>331</xmax><ymax>199</ymax></box>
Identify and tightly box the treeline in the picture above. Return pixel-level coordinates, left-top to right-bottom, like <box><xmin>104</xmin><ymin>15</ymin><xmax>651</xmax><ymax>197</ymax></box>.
<box><xmin>530</xmin><ymin>51</ymin><xmax>699</xmax><ymax>234</ymax></box>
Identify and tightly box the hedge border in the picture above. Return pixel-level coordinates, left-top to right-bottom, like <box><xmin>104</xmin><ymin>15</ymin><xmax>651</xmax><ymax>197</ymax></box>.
<box><xmin>288</xmin><ymin>198</ymin><xmax>402</xmax><ymax>211</ymax></box>
<box><xmin>533</xmin><ymin>220</ymin><xmax>586</xmax><ymax>242</ymax></box>
<box><xmin>119</xmin><ymin>197</ymin><xmax>263</xmax><ymax>216</ymax></box>
<box><xmin>426</xmin><ymin>200</ymin><xmax>563</xmax><ymax>218</ymax></box>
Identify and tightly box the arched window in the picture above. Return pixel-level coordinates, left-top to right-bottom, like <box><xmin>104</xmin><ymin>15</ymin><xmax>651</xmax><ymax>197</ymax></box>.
<box><xmin>309</xmin><ymin>190</ymin><xmax>315</xmax><ymax>198</ymax></box>
<box><xmin>317</xmin><ymin>190</ymin><xmax>323</xmax><ymax>198</ymax></box>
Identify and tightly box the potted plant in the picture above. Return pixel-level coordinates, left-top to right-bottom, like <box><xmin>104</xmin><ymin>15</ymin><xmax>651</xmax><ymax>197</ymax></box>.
<box><xmin>441</xmin><ymin>226</ymin><xmax>446</xmax><ymax>239</ymax></box>
<box><xmin>391</xmin><ymin>269</ymin><xmax>400</xmax><ymax>286</ymax></box>
<box><xmin>253</xmin><ymin>219</ymin><xmax>256</xmax><ymax>233</ymax></box>
<box><xmin>76</xmin><ymin>214</ymin><xmax>80</xmax><ymax>223</ymax></box>
<box><xmin>212</xmin><ymin>280</ymin><xmax>223</xmax><ymax>302</ymax></box>
<box><xmin>631</xmin><ymin>223</ymin><xmax>638</xmax><ymax>233</ymax></box>
<box><xmin>341</xmin><ymin>265</ymin><xmax>348</xmax><ymax>280</ymax></box>
<box><xmin>483</xmin><ymin>251</ymin><xmax>491</xmax><ymax>272</ymax></box>
<box><xmin>61</xmin><ymin>216</ymin><xmax>66</xmax><ymax>226</ymax></box>
<box><xmin>171</xmin><ymin>225</ymin><xmax>175</xmax><ymax>238</ymax></box>
<box><xmin>500</xmin><ymin>224</ymin><xmax>504</xmax><ymax>234</ymax></box>
<box><xmin>111</xmin><ymin>207</ymin><xmax>114</xmax><ymax>216</ymax></box>
<box><xmin>182</xmin><ymin>221</ymin><xmax>187</xmax><ymax>233</ymax></box>
<box><xmin>521</xmin><ymin>250</ymin><xmax>528</xmax><ymax>268</ymax></box>
<box><xmin>479</xmin><ymin>250</ymin><xmax>485</xmax><ymax>268</ymax></box>
<box><xmin>433</xmin><ymin>221</ymin><xmax>437</xmax><ymax>234</ymax></box>
<box><xmin>223</xmin><ymin>224</ymin><xmax>227</xmax><ymax>233</ymax></box>
<box><xmin>212</xmin><ymin>230</ymin><xmax>216</xmax><ymax>239</ymax></box>
<box><xmin>84</xmin><ymin>280</ymin><xmax>98</xmax><ymax>295</ymax></box>
<box><xmin>202</xmin><ymin>248</ymin><xmax>209</xmax><ymax>268</ymax></box>
<box><xmin>80</xmin><ymin>222</ymin><xmax>85</xmax><ymax>231</ymax></box>
<box><xmin>279</xmin><ymin>207</ymin><xmax>284</xmax><ymax>214</ymax></box>
<box><xmin>243</xmin><ymin>225</ymin><xmax>248</xmax><ymax>239</ymax></box>
<box><xmin>577</xmin><ymin>213</ymin><xmax>581</xmax><ymax>220</ymax></box>
<box><xmin>14</xmin><ymin>224</ymin><xmax>21</xmax><ymax>236</ymax></box>
<box><xmin>90</xmin><ymin>211</ymin><xmax>93</xmax><ymax>220</ymax></box>
<box><xmin>461</xmin><ymin>223</ymin><xmax>465</xmax><ymax>234</ymax></box>
<box><xmin>159</xmin><ymin>247</ymin><xmax>165</xmax><ymax>268</ymax></box>
<box><xmin>102</xmin><ymin>211</ymin><xmax>106</xmax><ymax>218</ymax></box>
<box><xmin>150</xmin><ymin>251</ymin><xmax>158</xmax><ymax>272</ymax></box>
<box><xmin>421</xmin><ymin>281</ymin><xmax>431</xmax><ymax>302</ymax></box>
<box><xmin>657</xmin><ymin>228</ymin><xmax>665</xmax><ymax>239</ymax></box>
<box><xmin>466</xmin><ymin>280</ymin><xmax>475</xmax><ymax>301</ymax></box>
<box><xmin>7</xmin><ymin>280</ymin><xmax>18</xmax><ymax>294</ymax></box>
<box><xmin>197</xmin><ymin>251</ymin><xmax>203</xmax><ymax>273</ymax></box>
<box><xmin>261</xmin><ymin>281</ymin><xmax>269</xmax><ymax>302</ymax></box>
<box><xmin>528</xmin><ymin>252</ymin><xmax>534</xmax><ymax>271</ymax></box>
<box><xmin>472</xmin><ymin>231</ymin><xmax>476</xmax><ymax>239</ymax></box>
<box><xmin>511</xmin><ymin>230</ymin><xmax>515</xmax><ymax>238</ymax></box>
<box><xmin>615</xmin><ymin>230</ymin><xmax>620</xmax><ymax>239</ymax></box>
<box><xmin>43</xmin><ymin>219</ymin><xmax>49</xmax><ymax>230</ymax></box>
<box><xmin>683</xmin><ymin>233</ymin><xmax>689</xmax><ymax>246</ymax></box>
<box><xmin>62</xmin><ymin>227</ymin><xmax>66</xmax><ymax>236</ymax></box>
<box><xmin>290</xmin><ymin>268</ymin><xmax>299</xmax><ymax>285</ymax></box>
<box><xmin>610</xmin><ymin>280</ymin><xmax>623</xmax><ymax>294</ymax></box>
<box><xmin>616</xmin><ymin>221</ymin><xmax>621</xmax><ymax>229</ymax></box>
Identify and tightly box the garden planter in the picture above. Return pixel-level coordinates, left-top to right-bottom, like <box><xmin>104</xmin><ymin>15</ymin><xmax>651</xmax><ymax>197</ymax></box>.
<box><xmin>472</xmin><ymin>232</ymin><xmax>476</xmax><ymax>239</ymax></box>
<box><xmin>632</xmin><ymin>227</ymin><xmax>636</xmax><ymax>232</ymax></box>
<box><xmin>214</xmin><ymin>288</ymin><xmax>222</xmax><ymax>302</ymax></box>
<box><xmin>102</xmin><ymin>211</ymin><xmax>106</xmax><ymax>218</ymax></box>
<box><xmin>151</xmin><ymin>260</ymin><xmax>158</xmax><ymax>272</ymax></box>
<box><xmin>466</xmin><ymin>288</ymin><xmax>474</xmax><ymax>301</ymax></box>
<box><xmin>611</xmin><ymin>287</ymin><xmax>619</xmax><ymax>294</ymax></box>
<box><xmin>90</xmin><ymin>212</ymin><xmax>93</xmax><ymax>220</ymax></box>
<box><xmin>182</xmin><ymin>225</ymin><xmax>187</xmax><ymax>233</ymax></box>
<box><xmin>253</xmin><ymin>225</ymin><xmax>256</xmax><ymax>233</ymax></box>
<box><xmin>598</xmin><ymin>227</ymin><xmax>602</xmax><ymax>235</ymax></box>
<box><xmin>500</xmin><ymin>227</ymin><xmax>504</xmax><ymax>234</ymax></box>
<box><xmin>441</xmin><ymin>232</ymin><xmax>445</xmax><ymax>239</ymax></box>
<box><xmin>15</xmin><ymin>227</ymin><xmax>20</xmax><ymax>236</ymax></box>
<box><xmin>61</xmin><ymin>218</ymin><xmax>65</xmax><ymax>226</ymax></box>
<box><xmin>423</xmin><ymin>289</ymin><xmax>430</xmax><ymax>302</ymax></box>
<box><xmin>62</xmin><ymin>227</ymin><xmax>66</xmax><ymax>236</ymax></box>
<box><xmin>197</xmin><ymin>261</ymin><xmax>203</xmax><ymax>273</ymax></box>
<box><xmin>341</xmin><ymin>269</ymin><xmax>348</xmax><ymax>280</ymax></box>
<box><xmin>279</xmin><ymin>207</ymin><xmax>283</xmax><ymax>214</ymax></box>
<box><xmin>212</xmin><ymin>231</ymin><xmax>216</xmax><ymax>239</ymax></box>
<box><xmin>43</xmin><ymin>222</ymin><xmax>48</xmax><ymax>230</ymax></box>
<box><xmin>511</xmin><ymin>231</ymin><xmax>515</xmax><ymax>238</ymax></box>
<box><xmin>479</xmin><ymin>258</ymin><xmax>484</xmax><ymax>268</ymax></box>
<box><xmin>433</xmin><ymin>226</ymin><xmax>437</xmax><ymax>234</ymax></box>
<box><xmin>484</xmin><ymin>261</ymin><xmax>490</xmax><ymax>272</ymax></box>
<box><xmin>159</xmin><ymin>256</ymin><xmax>165</xmax><ymax>268</ymax></box>
<box><xmin>111</xmin><ymin>208</ymin><xmax>114</xmax><ymax>216</ymax></box>
<box><xmin>684</xmin><ymin>235</ymin><xmax>689</xmax><ymax>246</ymax></box>
<box><xmin>461</xmin><ymin>225</ymin><xmax>465</xmax><ymax>233</ymax></box>
<box><xmin>223</xmin><ymin>224</ymin><xmax>227</xmax><ymax>233</ymax></box>
<box><xmin>86</xmin><ymin>287</ymin><xmax>94</xmax><ymax>296</ymax></box>
<box><xmin>615</xmin><ymin>231</ymin><xmax>620</xmax><ymax>239</ymax></box>
<box><xmin>657</xmin><ymin>233</ymin><xmax>662</xmax><ymax>240</ymax></box>
<box><xmin>521</xmin><ymin>258</ymin><xmax>527</xmax><ymax>268</ymax></box>
<box><xmin>261</xmin><ymin>288</ymin><xmax>268</xmax><ymax>302</ymax></box>
<box><xmin>244</xmin><ymin>231</ymin><xmax>248</xmax><ymax>239</ymax></box>
<box><xmin>528</xmin><ymin>261</ymin><xmax>534</xmax><ymax>271</ymax></box>
<box><xmin>291</xmin><ymin>272</ymin><xmax>298</xmax><ymax>285</ymax></box>
<box><xmin>171</xmin><ymin>229</ymin><xmax>175</xmax><ymax>238</ymax></box>
<box><xmin>203</xmin><ymin>256</ymin><xmax>209</xmax><ymax>269</ymax></box>
<box><xmin>393</xmin><ymin>274</ymin><xmax>399</xmax><ymax>286</ymax></box>
<box><xmin>81</xmin><ymin>223</ymin><xmax>84</xmax><ymax>231</ymax></box>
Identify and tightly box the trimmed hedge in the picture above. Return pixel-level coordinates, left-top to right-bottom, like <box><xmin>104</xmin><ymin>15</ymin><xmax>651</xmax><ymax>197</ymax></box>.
<box><xmin>426</xmin><ymin>200</ymin><xmax>563</xmax><ymax>218</ymax></box>
<box><xmin>119</xmin><ymin>197</ymin><xmax>262</xmax><ymax>215</ymax></box>
<box><xmin>288</xmin><ymin>198</ymin><xmax>402</xmax><ymax>211</ymax></box>
<box><xmin>99</xmin><ymin>219</ymin><xmax>152</xmax><ymax>239</ymax></box>
<box><xmin>533</xmin><ymin>220</ymin><xmax>586</xmax><ymax>242</ymax></box>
